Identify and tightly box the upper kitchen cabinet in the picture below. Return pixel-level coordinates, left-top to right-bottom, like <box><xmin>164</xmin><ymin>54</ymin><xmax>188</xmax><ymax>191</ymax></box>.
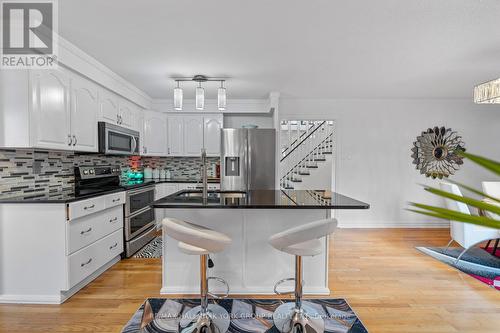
<box><xmin>99</xmin><ymin>90</ymin><xmax>140</xmax><ymax>131</ymax></box>
<box><xmin>203</xmin><ymin>114</ymin><xmax>223</xmax><ymax>156</ymax></box>
<box><xmin>118</xmin><ymin>100</ymin><xmax>136</xmax><ymax>128</ymax></box>
<box><xmin>183</xmin><ymin>116</ymin><xmax>204</xmax><ymax>156</ymax></box>
<box><xmin>30</xmin><ymin>68</ymin><xmax>72</xmax><ymax>150</ymax></box>
<box><xmin>164</xmin><ymin>113</ymin><xmax>222</xmax><ymax>157</ymax></box>
<box><xmin>167</xmin><ymin>115</ymin><xmax>184</xmax><ymax>156</ymax></box>
<box><xmin>70</xmin><ymin>74</ymin><xmax>99</xmax><ymax>152</ymax></box>
<box><xmin>143</xmin><ymin>110</ymin><xmax>167</xmax><ymax>156</ymax></box>
<box><xmin>99</xmin><ymin>89</ymin><xmax>120</xmax><ymax>125</ymax></box>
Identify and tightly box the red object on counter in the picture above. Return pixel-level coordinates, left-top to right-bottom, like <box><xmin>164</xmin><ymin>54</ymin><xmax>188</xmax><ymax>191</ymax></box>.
<box><xmin>216</xmin><ymin>162</ymin><xmax>220</xmax><ymax>179</ymax></box>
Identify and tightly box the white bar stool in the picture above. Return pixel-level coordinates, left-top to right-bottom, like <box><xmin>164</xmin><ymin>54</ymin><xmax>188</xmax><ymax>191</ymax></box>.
<box><xmin>163</xmin><ymin>217</ymin><xmax>232</xmax><ymax>333</ymax></box>
<box><xmin>269</xmin><ymin>218</ymin><xmax>338</xmax><ymax>333</ymax></box>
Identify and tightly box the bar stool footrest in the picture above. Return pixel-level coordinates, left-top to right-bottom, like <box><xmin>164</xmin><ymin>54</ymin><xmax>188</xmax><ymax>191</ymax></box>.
<box><xmin>274</xmin><ymin>277</ymin><xmax>296</xmax><ymax>295</ymax></box>
<box><xmin>207</xmin><ymin>276</ymin><xmax>230</xmax><ymax>299</ymax></box>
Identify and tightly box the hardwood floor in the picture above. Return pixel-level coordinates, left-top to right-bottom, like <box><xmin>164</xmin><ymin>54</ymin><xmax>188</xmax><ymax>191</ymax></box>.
<box><xmin>1</xmin><ymin>229</ymin><xmax>499</xmax><ymax>332</ymax></box>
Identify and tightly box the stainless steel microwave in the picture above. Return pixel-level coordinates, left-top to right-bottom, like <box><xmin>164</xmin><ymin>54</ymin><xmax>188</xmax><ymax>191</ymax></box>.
<box><xmin>98</xmin><ymin>122</ymin><xmax>140</xmax><ymax>155</ymax></box>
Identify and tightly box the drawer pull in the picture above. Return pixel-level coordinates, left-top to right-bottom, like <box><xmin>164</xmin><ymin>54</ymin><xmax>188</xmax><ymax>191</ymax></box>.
<box><xmin>109</xmin><ymin>242</ymin><xmax>118</xmax><ymax>250</ymax></box>
<box><xmin>80</xmin><ymin>258</ymin><xmax>93</xmax><ymax>267</ymax></box>
<box><xmin>112</xmin><ymin>198</ymin><xmax>121</xmax><ymax>203</ymax></box>
<box><xmin>80</xmin><ymin>227</ymin><xmax>92</xmax><ymax>235</ymax></box>
<box><xmin>84</xmin><ymin>204</ymin><xmax>95</xmax><ymax>210</ymax></box>
<box><xmin>109</xmin><ymin>217</ymin><xmax>118</xmax><ymax>223</ymax></box>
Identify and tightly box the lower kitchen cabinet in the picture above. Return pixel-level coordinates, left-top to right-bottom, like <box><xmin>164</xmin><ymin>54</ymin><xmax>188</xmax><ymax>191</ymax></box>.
<box><xmin>0</xmin><ymin>191</ymin><xmax>125</xmax><ymax>304</ymax></box>
<box><xmin>155</xmin><ymin>183</ymin><xmax>180</xmax><ymax>226</ymax></box>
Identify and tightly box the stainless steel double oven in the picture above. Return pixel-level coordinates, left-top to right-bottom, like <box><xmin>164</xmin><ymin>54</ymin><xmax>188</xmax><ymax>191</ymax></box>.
<box><xmin>124</xmin><ymin>185</ymin><xmax>156</xmax><ymax>257</ymax></box>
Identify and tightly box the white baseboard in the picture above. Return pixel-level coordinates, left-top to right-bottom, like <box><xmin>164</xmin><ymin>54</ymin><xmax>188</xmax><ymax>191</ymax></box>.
<box><xmin>0</xmin><ymin>256</ymin><xmax>121</xmax><ymax>304</ymax></box>
<box><xmin>337</xmin><ymin>221</ymin><xmax>450</xmax><ymax>228</ymax></box>
<box><xmin>160</xmin><ymin>286</ymin><xmax>330</xmax><ymax>295</ymax></box>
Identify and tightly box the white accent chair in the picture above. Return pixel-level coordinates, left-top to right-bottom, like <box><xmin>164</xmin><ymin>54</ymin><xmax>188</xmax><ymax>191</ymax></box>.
<box><xmin>481</xmin><ymin>181</ymin><xmax>500</xmax><ymax>255</ymax></box>
<box><xmin>162</xmin><ymin>217</ymin><xmax>232</xmax><ymax>333</ymax></box>
<box><xmin>439</xmin><ymin>183</ymin><xmax>500</xmax><ymax>263</ymax></box>
<box><xmin>269</xmin><ymin>218</ymin><xmax>337</xmax><ymax>333</ymax></box>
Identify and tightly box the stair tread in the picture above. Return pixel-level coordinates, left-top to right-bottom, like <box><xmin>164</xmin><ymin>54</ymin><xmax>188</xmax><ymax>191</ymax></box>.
<box><xmin>307</xmin><ymin>165</ymin><xmax>319</xmax><ymax>168</ymax></box>
<box><xmin>314</xmin><ymin>158</ymin><xmax>326</xmax><ymax>161</ymax></box>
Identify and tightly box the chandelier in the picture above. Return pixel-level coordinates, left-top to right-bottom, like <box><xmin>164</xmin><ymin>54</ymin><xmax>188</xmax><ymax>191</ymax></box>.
<box><xmin>173</xmin><ymin>75</ymin><xmax>227</xmax><ymax>111</ymax></box>
<box><xmin>474</xmin><ymin>78</ymin><xmax>500</xmax><ymax>104</ymax></box>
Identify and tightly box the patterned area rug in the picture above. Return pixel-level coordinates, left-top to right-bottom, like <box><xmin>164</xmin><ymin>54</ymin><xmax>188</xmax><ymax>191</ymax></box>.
<box><xmin>121</xmin><ymin>298</ymin><xmax>368</xmax><ymax>333</ymax></box>
<box><xmin>417</xmin><ymin>246</ymin><xmax>500</xmax><ymax>290</ymax></box>
<box><xmin>133</xmin><ymin>236</ymin><xmax>162</xmax><ymax>258</ymax></box>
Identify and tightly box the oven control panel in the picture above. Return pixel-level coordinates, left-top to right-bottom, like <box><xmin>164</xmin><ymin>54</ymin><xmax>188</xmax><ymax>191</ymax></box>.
<box><xmin>77</xmin><ymin>166</ymin><xmax>121</xmax><ymax>179</ymax></box>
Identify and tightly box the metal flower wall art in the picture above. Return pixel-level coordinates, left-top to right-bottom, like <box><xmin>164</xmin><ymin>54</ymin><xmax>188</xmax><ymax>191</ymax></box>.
<box><xmin>411</xmin><ymin>126</ymin><xmax>465</xmax><ymax>179</ymax></box>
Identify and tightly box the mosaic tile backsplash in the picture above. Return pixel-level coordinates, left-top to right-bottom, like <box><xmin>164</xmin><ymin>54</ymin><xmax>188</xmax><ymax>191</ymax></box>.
<box><xmin>0</xmin><ymin>149</ymin><xmax>219</xmax><ymax>199</ymax></box>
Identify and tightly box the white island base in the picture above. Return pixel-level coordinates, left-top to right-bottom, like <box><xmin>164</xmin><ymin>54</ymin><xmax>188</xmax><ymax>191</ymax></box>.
<box><xmin>161</xmin><ymin>208</ymin><xmax>331</xmax><ymax>295</ymax></box>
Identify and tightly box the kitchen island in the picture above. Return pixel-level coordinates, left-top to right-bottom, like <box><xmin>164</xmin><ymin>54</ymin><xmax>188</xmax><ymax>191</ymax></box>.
<box><xmin>152</xmin><ymin>190</ymin><xmax>369</xmax><ymax>295</ymax></box>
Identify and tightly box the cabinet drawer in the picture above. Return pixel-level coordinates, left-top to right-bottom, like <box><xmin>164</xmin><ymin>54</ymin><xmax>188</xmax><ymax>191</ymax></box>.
<box><xmin>104</xmin><ymin>192</ymin><xmax>125</xmax><ymax>209</ymax></box>
<box><xmin>67</xmin><ymin>229</ymin><xmax>123</xmax><ymax>289</ymax></box>
<box><xmin>68</xmin><ymin>197</ymin><xmax>105</xmax><ymax>220</ymax></box>
<box><xmin>67</xmin><ymin>206</ymin><xmax>123</xmax><ymax>255</ymax></box>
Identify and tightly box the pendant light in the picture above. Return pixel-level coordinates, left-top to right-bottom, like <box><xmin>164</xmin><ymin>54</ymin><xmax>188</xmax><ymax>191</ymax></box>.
<box><xmin>195</xmin><ymin>81</ymin><xmax>205</xmax><ymax>110</ymax></box>
<box><xmin>218</xmin><ymin>80</ymin><xmax>226</xmax><ymax>111</ymax></box>
<box><xmin>173</xmin><ymin>81</ymin><xmax>183</xmax><ymax>110</ymax></box>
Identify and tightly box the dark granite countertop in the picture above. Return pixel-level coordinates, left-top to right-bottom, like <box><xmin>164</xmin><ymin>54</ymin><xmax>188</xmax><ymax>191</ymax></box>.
<box><xmin>0</xmin><ymin>188</ymin><xmax>126</xmax><ymax>204</ymax></box>
<box><xmin>152</xmin><ymin>189</ymin><xmax>369</xmax><ymax>209</ymax></box>
<box><xmin>145</xmin><ymin>178</ymin><xmax>220</xmax><ymax>184</ymax></box>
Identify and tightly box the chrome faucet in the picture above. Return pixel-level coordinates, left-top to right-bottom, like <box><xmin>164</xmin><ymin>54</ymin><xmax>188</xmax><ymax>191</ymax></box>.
<box><xmin>201</xmin><ymin>148</ymin><xmax>208</xmax><ymax>201</ymax></box>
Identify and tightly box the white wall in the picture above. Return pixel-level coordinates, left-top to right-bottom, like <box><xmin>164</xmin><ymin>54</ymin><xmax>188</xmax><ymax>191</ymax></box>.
<box><xmin>280</xmin><ymin>99</ymin><xmax>500</xmax><ymax>228</ymax></box>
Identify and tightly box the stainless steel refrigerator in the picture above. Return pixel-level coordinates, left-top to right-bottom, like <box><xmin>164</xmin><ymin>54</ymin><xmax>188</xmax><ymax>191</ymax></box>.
<box><xmin>221</xmin><ymin>128</ymin><xmax>276</xmax><ymax>191</ymax></box>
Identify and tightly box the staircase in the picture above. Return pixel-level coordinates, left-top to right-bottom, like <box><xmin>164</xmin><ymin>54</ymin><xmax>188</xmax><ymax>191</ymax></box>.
<box><xmin>280</xmin><ymin>120</ymin><xmax>334</xmax><ymax>190</ymax></box>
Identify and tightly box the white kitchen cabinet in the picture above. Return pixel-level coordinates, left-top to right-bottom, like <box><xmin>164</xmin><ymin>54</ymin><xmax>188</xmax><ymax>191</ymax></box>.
<box><xmin>99</xmin><ymin>89</ymin><xmax>140</xmax><ymax>131</ymax></box>
<box><xmin>183</xmin><ymin>116</ymin><xmax>204</xmax><ymax>156</ymax></box>
<box><xmin>143</xmin><ymin>110</ymin><xmax>167</xmax><ymax>156</ymax></box>
<box><xmin>70</xmin><ymin>74</ymin><xmax>99</xmax><ymax>152</ymax></box>
<box><xmin>118</xmin><ymin>100</ymin><xmax>135</xmax><ymax>128</ymax></box>
<box><xmin>99</xmin><ymin>89</ymin><xmax>120</xmax><ymax>125</ymax></box>
<box><xmin>203</xmin><ymin>114</ymin><xmax>223</xmax><ymax>156</ymax></box>
<box><xmin>30</xmin><ymin>68</ymin><xmax>72</xmax><ymax>150</ymax></box>
<box><xmin>0</xmin><ymin>191</ymin><xmax>125</xmax><ymax>304</ymax></box>
<box><xmin>155</xmin><ymin>183</ymin><xmax>179</xmax><ymax>227</ymax></box>
<box><xmin>167</xmin><ymin>115</ymin><xmax>184</xmax><ymax>156</ymax></box>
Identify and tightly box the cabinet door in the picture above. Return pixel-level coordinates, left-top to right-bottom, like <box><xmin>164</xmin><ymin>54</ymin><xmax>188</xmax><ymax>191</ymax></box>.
<box><xmin>70</xmin><ymin>74</ymin><xmax>98</xmax><ymax>152</ymax></box>
<box><xmin>143</xmin><ymin>110</ymin><xmax>167</xmax><ymax>156</ymax></box>
<box><xmin>99</xmin><ymin>89</ymin><xmax>119</xmax><ymax>124</ymax></box>
<box><xmin>30</xmin><ymin>69</ymin><xmax>71</xmax><ymax>150</ymax></box>
<box><xmin>183</xmin><ymin>116</ymin><xmax>204</xmax><ymax>156</ymax></box>
<box><xmin>167</xmin><ymin>115</ymin><xmax>184</xmax><ymax>156</ymax></box>
<box><xmin>203</xmin><ymin>114</ymin><xmax>223</xmax><ymax>156</ymax></box>
<box><xmin>136</xmin><ymin>112</ymin><xmax>145</xmax><ymax>155</ymax></box>
<box><xmin>118</xmin><ymin>100</ymin><xmax>135</xmax><ymax>128</ymax></box>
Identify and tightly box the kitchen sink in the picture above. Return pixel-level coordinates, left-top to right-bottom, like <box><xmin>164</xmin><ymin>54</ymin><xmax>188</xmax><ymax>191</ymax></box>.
<box><xmin>176</xmin><ymin>191</ymin><xmax>247</xmax><ymax>199</ymax></box>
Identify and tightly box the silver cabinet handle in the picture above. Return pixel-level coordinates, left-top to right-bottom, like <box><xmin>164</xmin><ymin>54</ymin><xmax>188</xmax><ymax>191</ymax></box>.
<box><xmin>80</xmin><ymin>258</ymin><xmax>92</xmax><ymax>267</ymax></box>
<box><xmin>112</xmin><ymin>198</ymin><xmax>120</xmax><ymax>203</ymax></box>
<box><xmin>80</xmin><ymin>227</ymin><xmax>92</xmax><ymax>235</ymax></box>
<box><xmin>168</xmin><ymin>147</ymin><xmax>170</xmax><ymax>154</ymax></box>
<box><xmin>117</xmin><ymin>114</ymin><xmax>120</xmax><ymax>124</ymax></box>
<box><xmin>109</xmin><ymin>217</ymin><xmax>118</xmax><ymax>223</ymax></box>
<box><xmin>68</xmin><ymin>134</ymin><xmax>72</xmax><ymax>146</ymax></box>
<box><xmin>83</xmin><ymin>204</ymin><xmax>95</xmax><ymax>210</ymax></box>
<box><xmin>109</xmin><ymin>242</ymin><xmax>118</xmax><ymax>250</ymax></box>
<box><xmin>72</xmin><ymin>135</ymin><xmax>77</xmax><ymax>146</ymax></box>
<box><xmin>119</xmin><ymin>115</ymin><xmax>123</xmax><ymax>124</ymax></box>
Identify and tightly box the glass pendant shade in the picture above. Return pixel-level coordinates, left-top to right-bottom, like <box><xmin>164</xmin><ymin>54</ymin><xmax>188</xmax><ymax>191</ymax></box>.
<box><xmin>474</xmin><ymin>78</ymin><xmax>500</xmax><ymax>103</ymax></box>
<box><xmin>218</xmin><ymin>86</ymin><xmax>227</xmax><ymax>111</ymax></box>
<box><xmin>196</xmin><ymin>86</ymin><xmax>205</xmax><ymax>110</ymax></box>
<box><xmin>174</xmin><ymin>86</ymin><xmax>183</xmax><ymax>110</ymax></box>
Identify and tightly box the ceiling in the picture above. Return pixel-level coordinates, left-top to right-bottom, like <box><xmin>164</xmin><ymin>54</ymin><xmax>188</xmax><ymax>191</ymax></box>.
<box><xmin>59</xmin><ymin>0</ymin><xmax>500</xmax><ymax>100</ymax></box>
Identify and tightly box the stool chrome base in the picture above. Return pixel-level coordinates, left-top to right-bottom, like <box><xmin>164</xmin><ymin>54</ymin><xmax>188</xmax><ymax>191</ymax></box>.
<box><xmin>180</xmin><ymin>304</ymin><xmax>230</xmax><ymax>333</ymax></box>
<box><xmin>273</xmin><ymin>302</ymin><xmax>324</xmax><ymax>333</ymax></box>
